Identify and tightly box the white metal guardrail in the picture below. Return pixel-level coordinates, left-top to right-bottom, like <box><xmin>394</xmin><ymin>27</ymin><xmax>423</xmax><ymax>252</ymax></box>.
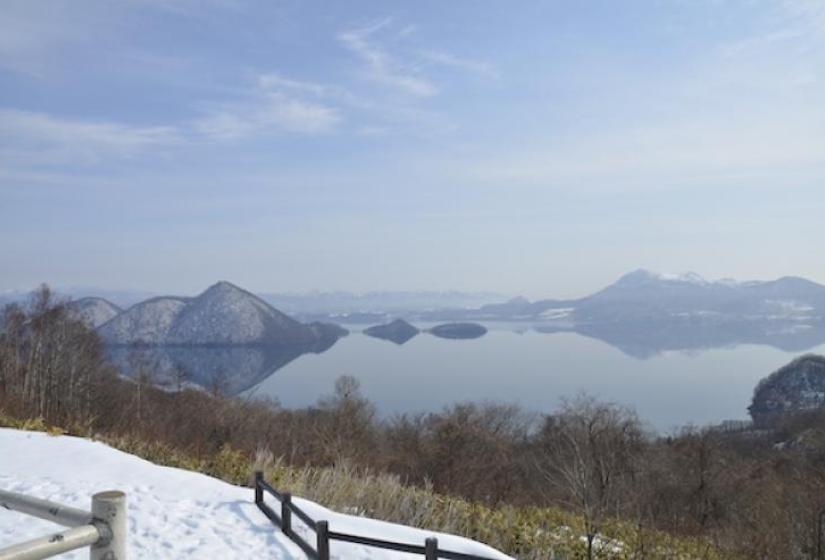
<box><xmin>0</xmin><ymin>489</ymin><xmax>126</xmax><ymax>560</ymax></box>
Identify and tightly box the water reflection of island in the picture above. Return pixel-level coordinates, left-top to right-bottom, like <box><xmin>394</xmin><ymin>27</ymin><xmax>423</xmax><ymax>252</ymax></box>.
<box><xmin>534</xmin><ymin>319</ymin><xmax>825</xmax><ymax>359</ymax></box>
<box><xmin>106</xmin><ymin>337</ymin><xmax>339</xmax><ymax>394</ymax></box>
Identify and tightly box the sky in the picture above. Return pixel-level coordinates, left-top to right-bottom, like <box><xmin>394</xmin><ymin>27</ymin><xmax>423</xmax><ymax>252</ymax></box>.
<box><xmin>1</xmin><ymin>0</ymin><xmax>824</xmax><ymax>299</ymax></box>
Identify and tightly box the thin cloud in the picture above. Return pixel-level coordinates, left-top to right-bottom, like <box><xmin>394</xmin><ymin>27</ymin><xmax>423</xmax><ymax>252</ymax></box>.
<box><xmin>195</xmin><ymin>92</ymin><xmax>340</xmax><ymax>139</ymax></box>
<box><xmin>782</xmin><ymin>0</ymin><xmax>825</xmax><ymax>34</ymax></box>
<box><xmin>339</xmin><ymin>21</ymin><xmax>438</xmax><ymax>97</ymax></box>
<box><xmin>0</xmin><ymin>109</ymin><xmax>180</xmax><ymax>165</ymax></box>
<box><xmin>194</xmin><ymin>75</ymin><xmax>342</xmax><ymax>140</ymax></box>
<box><xmin>0</xmin><ymin>75</ymin><xmax>342</xmax><ymax>169</ymax></box>
<box><xmin>256</xmin><ymin>73</ymin><xmax>333</xmax><ymax>97</ymax></box>
<box><xmin>257</xmin><ymin>71</ymin><xmax>455</xmax><ymax>140</ymax></box>
<box><xmin>460</xmin><ymin>115</ymin><xmax>825</xmax><ymax>191</ymax></box>
<box><xmin>418</xmin><ymin>49</ymin><xmax>499</xmax><ymax>79</ymax></box>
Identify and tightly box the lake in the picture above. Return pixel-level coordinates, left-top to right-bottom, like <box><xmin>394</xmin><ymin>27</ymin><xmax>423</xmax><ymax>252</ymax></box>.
<box><xmin>242</xmin><ymin>324</ymin><xmax>825</xmax><ymax>432</ymax></box>
<box><xmin>107</xmin><ymin>321</ymin><xmax>825</xmax><ymax>432</ymax></box>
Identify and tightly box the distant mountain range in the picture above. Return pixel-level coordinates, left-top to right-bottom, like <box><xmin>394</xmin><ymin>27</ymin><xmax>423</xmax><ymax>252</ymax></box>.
<box><xmin>414</xmin><ymin>270</ymin><xmax>825</xmax><ymax>357</ymax></box>
<box><xmin>259</xmin><ymin>290</ymin><xmax>505</xmax><ymax>315</ymax></box>
<box><xmin>10</xmin><ymin>271</ymin><xmax>825</xmax><ymax>327</ymax></box>
<box><xmin>1</xmin><ymin>287</ymin><xmax>506</xmax><ymax>321</ymax></box>
<box><xmin>1</xmin><ymin>287</ymin><xmax>155</xmax><ymax>309</ymax></box>
<box><xmin>12</xmin><ymin>270</ymin><xmax>825</xmax><ymax>360</ymax></box>
<box><xmin>426</xmin><ymin>269</ymin><xmax>825</xmax><ymax>323</ymax></box>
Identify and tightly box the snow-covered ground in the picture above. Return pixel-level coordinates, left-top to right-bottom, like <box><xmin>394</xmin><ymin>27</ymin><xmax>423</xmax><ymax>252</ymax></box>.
<box><xmin>0</xmin><ymin>429</ymin><xmax>511</xmax><ymax>559</ymax></box>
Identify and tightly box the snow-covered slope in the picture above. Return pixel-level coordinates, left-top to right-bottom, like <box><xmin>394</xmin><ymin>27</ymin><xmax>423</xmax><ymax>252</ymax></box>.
<box><xmin>98</xmin><ymin>282</ymin><xmax>325</xmax><ymax>346</ymax></box>
<box><xmin>0</xmin><ymin>429</ymin><xmax>510</xmax><ymax>559</ymax></box>
<box><xmin>167</xmin><ymin>282</ymin><xmax>315</xmax><ymax>345</ymax></box>
<box><xmin>67</xmin><ymin>297</ymin><xmax>122</xmax><ymax>328</ymax></box>
<box><xmin>98</xmin><ymin>297</ymin><xmax>189</xmax><ymax>345</ymax></box>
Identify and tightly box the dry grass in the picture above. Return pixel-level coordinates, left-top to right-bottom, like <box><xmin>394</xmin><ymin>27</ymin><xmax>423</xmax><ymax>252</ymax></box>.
<box><xmin>0</xmin><ymin>413</ymin><xmax>728</xmax><ymax>559</ymax></box>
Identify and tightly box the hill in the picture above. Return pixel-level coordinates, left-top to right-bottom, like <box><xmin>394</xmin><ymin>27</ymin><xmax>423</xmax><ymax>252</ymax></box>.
<box><xmin>750</xmin><ymin>354</ymin><xmax>825</xmax><ymax>425</ymax></box>
<box><xmin>363</xmin><ymin>319</ymin><xmax>420</xmax><ymax>345</ymax></box>
<box><xmin>429</xmin><ymin>322</ymin><xmax>487</xmax><ymax>339</ymax></box>
<box><xmin>98</xmin><ymin>296</ymin><xmax>189</xmax><ymax>345</ymax></box>
<box><xmin>67</xmin><ymin>297</ymin><xmax>122</xmax><ymax>328</ymax></box>
<box><xmin>98</xmin><ymin>282</ymin><xmax>334</xmax><ymax>347</ymax></box>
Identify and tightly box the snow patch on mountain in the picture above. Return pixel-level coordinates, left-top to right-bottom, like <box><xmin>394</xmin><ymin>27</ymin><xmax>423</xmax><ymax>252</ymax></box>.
<box><xmin>166</xmin><ymin>282</ymin><xmax>313</xmax><ymax>345</ymax></box>
<box><xmin>68</xmin><ymin>297</ymin><xmax>122</xmax><ymax>328</ymax></box>
<box><xmin>99</xmin><ymin>297</ymin><xmax>189</xmax><ymax>345</ymax></box>
<box><xmin>657</xmin><ymin>271</ymin><xmax>709</xmax><ymax>284</ymax></box>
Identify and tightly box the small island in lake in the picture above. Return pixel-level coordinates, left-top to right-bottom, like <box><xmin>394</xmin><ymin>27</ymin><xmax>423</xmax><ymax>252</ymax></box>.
<box><xmin>363</xmin><ymin>319</ymin><xmax>420</xmax><ymax>345</ymax></box>
<box><xmin>429</xmin><ymin>322</ymin><xmax>488</xmax><ymax>340</ymax></box>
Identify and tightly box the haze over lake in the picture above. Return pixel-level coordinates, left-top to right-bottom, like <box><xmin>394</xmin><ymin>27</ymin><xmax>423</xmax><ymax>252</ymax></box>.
<box><xmin>239</xmin><ymin>325</ymin><xmax>823</xmax><ymax>431</ymax></box>
<box><xmin>86</xmin><ymin>271</ymin><xmax>825</xmax><ymax>430</ymax></box>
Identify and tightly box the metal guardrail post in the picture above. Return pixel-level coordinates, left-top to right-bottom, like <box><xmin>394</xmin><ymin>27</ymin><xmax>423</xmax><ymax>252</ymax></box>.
<box><xmin>425</xmin><ymin>537</ymin><xmax>438</xmax><ymax>560</ymax></box>
<box><xmin>90</xmin><ymin>491</ymin><xmax>127</xmax><ymax>560</ymax></box>
<box><xmin>316</xmin><ymin>520</ymin><xmax>330</xmax><ymax>560</ymax></box>
<box><xmin>0</xmin><ymin>489</ymin><xmax>126</xmax><ymax>560</ymax></box>
<box><xmin>281</xmin><ymin>493</ymin><xmax>293</xmax><ymax>537</ymax></box>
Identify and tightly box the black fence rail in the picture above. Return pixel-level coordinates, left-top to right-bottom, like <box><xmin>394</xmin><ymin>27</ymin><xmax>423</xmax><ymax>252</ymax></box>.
<box><xmin>253</xmin><ymin>471</ymin><xmax>502</xmax><ymax>560</ymax></box>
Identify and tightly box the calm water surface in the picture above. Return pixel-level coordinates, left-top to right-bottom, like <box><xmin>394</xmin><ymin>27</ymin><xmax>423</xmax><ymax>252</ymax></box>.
<box><xmin>246</xmin><ymin>325</ymin><xmax>825</xmax><ymax>431</ymax></box>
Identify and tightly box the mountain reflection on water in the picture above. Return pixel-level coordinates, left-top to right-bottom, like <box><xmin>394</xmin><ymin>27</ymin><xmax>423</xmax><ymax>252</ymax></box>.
<box><xmin>539</xmin><ymin>319</ymin><xmax>825</xmax><ymax>360</ymax></box>
<box><xmin>106</xmin><ymin>337</ymin><xmax>339</xmax><ymax>394</ymax></box>
<box><xmin>105</xmin><ymin>320</ymin><xmax>825</xmax><ymax>399</ymax></box>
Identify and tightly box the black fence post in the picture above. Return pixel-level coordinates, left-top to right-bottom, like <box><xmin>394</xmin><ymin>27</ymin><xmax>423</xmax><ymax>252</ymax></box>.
<box><xmin>317</xmin><ymin>520</ymin><xmax>330</xmax><ymax>560</ymax></box>
<box><xmin>817</xmin><ymin>507</ymin><xmax>825</xmax><ymax>560</ymax></box>
<box><xmin>254</xmin><ymin>471</ymin><xmax>263</xmax><ymax>505</ymax></box>
<box><xmin>254</xmin><ymin>476</ymin><xmax>495</xmax><ymax>560</ymax></box>
<box><xmin>425</xmin><ymin>537</ymin><xmax>438</xmax><ymax>560</ymax></box>
<box><xmin>282</xmin><ymin>493</ymin><xmax>293</xmax><ymax>536</ymax></box>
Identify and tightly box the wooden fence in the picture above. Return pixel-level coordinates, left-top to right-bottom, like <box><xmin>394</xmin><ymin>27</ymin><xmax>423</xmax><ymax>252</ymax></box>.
<box><xmin>254</xmin><ymin>472</ymin><xmax>501</xmax><ymax>560</ymax></box>
<box><xmin>0</xmin><ymin>489</ymin><xmax>126</xmax><ymax>560</ymax></box>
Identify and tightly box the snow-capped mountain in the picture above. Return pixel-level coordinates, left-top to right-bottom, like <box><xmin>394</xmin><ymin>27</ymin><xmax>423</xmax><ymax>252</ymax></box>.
<box><xmin>67</xmin><ymin>297</ymin><xmax>122</xmax><ymax>329</ymax></box>
<box><xmin>456</xmin><ymin>269</ymin><xmax>825</xmax><ymax>323</ymax></box>
<box><xmin>571</xmin><ymin>269</ymin><xmax>825</xmax><ymax>322</ymax></box>
<box><xmin>98</xmin><ymin>282</ymin><xmax>338</xmax><ymax>346</ymax></box>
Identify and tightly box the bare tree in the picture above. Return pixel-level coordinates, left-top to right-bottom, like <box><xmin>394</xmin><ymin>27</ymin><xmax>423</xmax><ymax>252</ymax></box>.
<box><xmin>0</xmin><ymin>285</ymin><xmax>113</xmax><ymax>427</ymax></box>
<box><xmin>536</xmin><ymin>394</ymin><xmax>645</xmax><ymax>559</ymax></box>
<box><xmin>315</xmin><ymin>375</ymin><xmax>377</xmax><ymax>465</ymax></box>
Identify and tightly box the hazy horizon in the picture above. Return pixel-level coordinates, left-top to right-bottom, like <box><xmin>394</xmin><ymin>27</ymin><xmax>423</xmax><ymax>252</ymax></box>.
<box><xmin>2</xmin><ymin>1</ymin><xmax>824</xmax><ymax>299</ymax></box>
<box><xmin>4</xmin><ymin>267</ymin><xmax>825</xmax><ymax>305</ymax></box>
